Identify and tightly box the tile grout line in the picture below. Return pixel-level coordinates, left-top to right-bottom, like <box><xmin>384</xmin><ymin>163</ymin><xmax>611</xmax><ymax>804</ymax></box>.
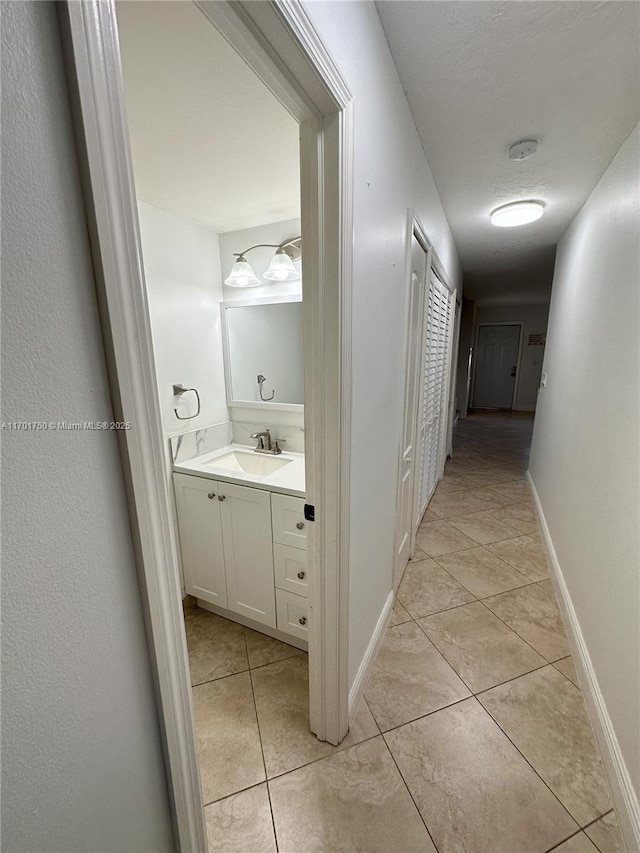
<box><xmin>376</xmin><ymin>735</ymin><xmax>442</xmax><ymax>853</ymax></box>
<box><xmin>202</xmin><ymin>779</ymin><xmax>268</xmax><ymax>810</ymax></box>
<box><xmin>265</xmin><ymin>732</ymin><xmax>382</xmax><ymax>783</ymax></box>
<box><xmin>403</xmin><ymin>552</ymin><xmax>570</xmax><ymax>677</ymax></box>
<box><xmin>473</xmin><ymin>597</ymin><xmax>563</xmax><ymax>666</ymax></box>
<box><xmin>246</xmin><ymin>638</ymin><xmax>280</xmax><ymax>853</ymax></box>
<box><xmin>412</xmin><ymin>612</ymin><xmax>554</xmax><ymax>696</ymax></box>
<box><xmin>190</xmin><ymin>648</ymin><xmax>305</xmax><ymax>689</ymax></box>
<box><xmin>475</xmin><ymin>694</ymin><xmax>600</xmax><ymax>834</ymax></box>
<box><xmin>543</xmin><ymin>827</ymin><xmax>586</xmax><ymax>852</ymax></box>
<box><xmin>573</xmin><ymin>809</ymin><xmax>617</xmax><ymax>853</ymax></box>
<box><xmin>414</xmin><ymin>544</ymin><xmax>543</xmax><ymax>606</ymax></box>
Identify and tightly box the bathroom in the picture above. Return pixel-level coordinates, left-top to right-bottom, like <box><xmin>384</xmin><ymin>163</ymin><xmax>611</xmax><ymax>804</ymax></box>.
<box><xmin>115</xmin><ymin>0</ymin><xmax>332</xmax><ymax>811</ymax></box>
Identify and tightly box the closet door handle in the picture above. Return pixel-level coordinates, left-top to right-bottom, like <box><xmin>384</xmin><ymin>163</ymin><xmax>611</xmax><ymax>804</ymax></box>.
<box><xmin>218</xmin><ymin>495</ymin><xmax>226</xmax><ymax>502</ymax></box>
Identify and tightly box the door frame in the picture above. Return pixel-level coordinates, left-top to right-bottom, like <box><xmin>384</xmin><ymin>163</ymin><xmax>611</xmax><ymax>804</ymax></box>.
<box><xmin>61</xmin><ymin>2</ymin><xmax>353</xmax><ymax>849</ymax></box>
<box><xmin>393</xmin><ymin>214</ymin><xmax>430</xmax><ymax>590</ymax></box>
<box><xmin>445</xmin><ymin>298</ymin><xmax>462</xmax><ymax>457</ymax></box>
<box><xmin>470</xmin><ymin>321</ymin><xmax>525</xmax><ymax>411</ymax></box>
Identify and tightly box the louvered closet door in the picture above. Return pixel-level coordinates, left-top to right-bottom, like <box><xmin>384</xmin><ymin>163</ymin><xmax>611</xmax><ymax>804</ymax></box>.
<box><xmin>416</xmin><ymin>269</ymin><xmax>454</xmax><ymax>522</ymax></box>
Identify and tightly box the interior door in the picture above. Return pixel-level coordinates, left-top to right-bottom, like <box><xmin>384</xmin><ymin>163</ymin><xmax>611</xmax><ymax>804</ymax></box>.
<box><xmin>415</xmin><ymin>269</ymin><xmax>454</xmax><ymax>523</ymax></box>
<box><xmin>473</xmin><ymin>324</ymin><xmax>521</xmax><ymax>408</ymax></box>
<box><xmin>394</xmin><ymin>233</ymin><xmax>427</xmax><ymax>589</ymax></box>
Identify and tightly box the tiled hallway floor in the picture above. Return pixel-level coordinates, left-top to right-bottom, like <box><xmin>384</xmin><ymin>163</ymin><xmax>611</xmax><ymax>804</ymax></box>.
<box><xmin>187</xmin><ymin>413</ymin><xmax>624</xmax><ymax>853</ymax></box>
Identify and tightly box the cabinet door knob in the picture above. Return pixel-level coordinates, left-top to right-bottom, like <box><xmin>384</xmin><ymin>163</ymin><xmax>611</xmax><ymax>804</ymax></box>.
<box><xmin>207</xmin><ymin>493</ymin><xmax>215</xmax><ymax>500</ymax></box>
<box><xmin>218</xmin><ymin>495</ymin><xmax>226</xmax><ymax>501</ymax></box>
<box><xmin>297</xmin><ymin>570</ymin><xmax>306</xmax><ymax>580</ymax></box>
<box><xmin>298</xmin><ymin>616</ymin><xmax>307</xmax><ymax>626</ymax></box>
<box><xmin>296</xmin><ymin>521</ymin><xmax>305</xmax><ymax>530</ymax></box>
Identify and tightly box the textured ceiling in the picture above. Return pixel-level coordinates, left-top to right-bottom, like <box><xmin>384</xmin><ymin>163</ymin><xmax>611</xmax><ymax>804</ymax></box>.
<box><xmin>377</xmin><ymin>1</ymin><xmax>640</xmax><ymax>304</ymax></box>
<box><xmin>116</xmin><ymin>1</ymin><xmax>300</xmax><ymax>234</ymax></box>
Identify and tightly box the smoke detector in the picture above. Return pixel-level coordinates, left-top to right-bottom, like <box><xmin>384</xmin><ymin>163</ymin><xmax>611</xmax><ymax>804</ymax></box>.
<box><xmin>508</xmin><ymin>139</ymin><xmax>538</xmax><ymax>161</ymax></box>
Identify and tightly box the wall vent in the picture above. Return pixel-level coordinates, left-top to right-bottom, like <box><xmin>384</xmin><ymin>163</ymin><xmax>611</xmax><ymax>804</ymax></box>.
<box><xmin>528</xmin><ymin>333</ymin><xmax>546</xmax><ymax>346</ymax></box>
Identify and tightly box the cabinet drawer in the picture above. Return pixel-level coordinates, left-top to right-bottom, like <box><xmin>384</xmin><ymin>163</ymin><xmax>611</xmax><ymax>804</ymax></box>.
<box><xmin>276</xmin><ymin>589</ymin><xmax>308</xmax><ymax>641</ymax></box>
<box><xmin>271</xmin><ymin>494</ymin><xmax>307</xmax><ymax>550</ymax></box>
<box><xmin>274</xmin><ymin>544</ymin><xmax>308</xmax><ymax>598</ymax></box>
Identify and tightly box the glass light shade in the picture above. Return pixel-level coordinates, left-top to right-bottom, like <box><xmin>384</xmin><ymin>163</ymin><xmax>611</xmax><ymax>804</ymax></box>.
<box><xmin>224</xmin><ymin>257</ymin><xmax>261</xmax><ymax>288</ymax></box>
<box><xmin>263</xmin><ymin>249</ymin><xmax>301</xmax><ymax>282</ymax></box>
<box><xmin>490</xmin><ymin>201</ymin><xmax>544</xmax><ymax>227</ymax></box>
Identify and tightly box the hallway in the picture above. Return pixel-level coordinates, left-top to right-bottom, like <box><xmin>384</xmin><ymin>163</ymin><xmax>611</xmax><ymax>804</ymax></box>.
<box><xmin>190</xmin><ymin>414</ymin><xmax>624</xmax><ymax>853</ymax></box>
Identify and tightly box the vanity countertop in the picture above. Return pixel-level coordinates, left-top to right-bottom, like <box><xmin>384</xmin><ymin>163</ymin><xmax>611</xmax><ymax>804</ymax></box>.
<box><xmin>173</xmin><ymin>444</ymin><xmax>305</xmax><ymax>498</ymax></box>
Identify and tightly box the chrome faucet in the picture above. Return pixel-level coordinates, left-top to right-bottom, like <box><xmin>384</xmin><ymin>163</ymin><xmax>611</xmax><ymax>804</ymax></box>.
<box><xmin>250</xmin><ymin>429</ymin><xmax>272</xmax><ymax>452</ymax></box>
<box><xmin>249</xmin><ymin>429</ymin><xmax>285</xmax><ymax>455</ymax></box>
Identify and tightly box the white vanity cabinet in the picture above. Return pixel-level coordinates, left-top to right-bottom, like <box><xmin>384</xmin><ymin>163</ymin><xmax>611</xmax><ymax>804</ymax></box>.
<box><xmin>173</xmin><ymin>473</ymin><xmax>276</xmax><ymax>628</ymax></box>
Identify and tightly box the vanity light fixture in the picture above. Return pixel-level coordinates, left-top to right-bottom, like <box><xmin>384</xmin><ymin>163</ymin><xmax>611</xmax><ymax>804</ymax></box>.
<box><xmin>223</xmin><ymin>257</ymin><xmax>261</xmax><ymax>288</ymax></box>
<box><xmin>490</xmin><ymin>201</ymin><xmax>544</xmax><ymax>227</ymax></box>
<box><xmin>224</xmin><ymin>236</ymin><xmax>302</xmax><ymax>287</ymax></box>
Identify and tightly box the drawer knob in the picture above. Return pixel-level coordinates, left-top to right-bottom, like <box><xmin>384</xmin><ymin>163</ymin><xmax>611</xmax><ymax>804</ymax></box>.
<box><xmin>298</xmin><ymin>616</ymin><xmax>307</xmax><ymax>626</ymax></box>
<box><xmin>297</xmin><ymin>570</ymin><xmax>306</xmax><ymax>580</ymax></box>
<box><xmin>207</xmin><ymin>493</ymin><xmax>215</xmax><ymax>500</ymax></box>
<box><xmin>296</xmin><ymin>521</ymin><xmax>305</xmax><ymax>530</ymax></box>
<box><xmin>218</xmin><ymin>495</ymin><xmax>226</xmax><ymax>501</ymax></box>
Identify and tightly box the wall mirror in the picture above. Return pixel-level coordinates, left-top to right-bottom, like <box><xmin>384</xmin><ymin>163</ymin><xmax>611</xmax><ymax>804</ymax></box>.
<box><xmin>221</xmin><ymin>295</ymin><xmax>303</xmax><ymax>411</ymax></box>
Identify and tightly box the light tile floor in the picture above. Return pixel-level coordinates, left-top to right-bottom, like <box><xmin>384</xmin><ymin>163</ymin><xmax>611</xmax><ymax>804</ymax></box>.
<box><xmin>186</xmin><ymin>413</ymin><xmax>625</xmax><ymax>853</ymax></box>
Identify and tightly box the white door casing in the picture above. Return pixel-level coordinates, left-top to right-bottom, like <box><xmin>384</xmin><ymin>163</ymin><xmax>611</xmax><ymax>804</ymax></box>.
<box><xmin>472</xmin><ymin>323</ymin><xmax>523</xmax><ymax>409</ymax></box>
<box><xmin>62</xmin><ymin>1</ymin><xmax>354</xmax><ymax>849</ymax></box>
<box><xmin>393</xmin><ymin>225</ymin><xmax>428</xmax><ymax>590</ymax></box>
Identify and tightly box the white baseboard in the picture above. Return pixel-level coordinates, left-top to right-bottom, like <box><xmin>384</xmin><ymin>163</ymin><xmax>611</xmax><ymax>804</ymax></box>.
<box><xmin>348</xmin><ymin>590</ymin><xmax>394</xmax><ymax>723</ymax></box>
<box><xmin>527</xmin><ymin>472</ymin><xmax>639</xmax><ymax>852</ymax></box>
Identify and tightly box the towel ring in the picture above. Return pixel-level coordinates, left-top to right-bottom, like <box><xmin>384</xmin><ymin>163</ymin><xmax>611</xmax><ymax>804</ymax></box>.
<box><xmin>173</xmin><ymin>384</ymin><xmax>201</xmax><ymax>420</ymax></box>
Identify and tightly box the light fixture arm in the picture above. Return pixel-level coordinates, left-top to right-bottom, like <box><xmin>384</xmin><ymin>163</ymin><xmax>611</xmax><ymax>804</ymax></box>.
<box><xmin>233</xmin><ymin>236</ymin><xmax>302</xmax><ymax>261</ymax></box>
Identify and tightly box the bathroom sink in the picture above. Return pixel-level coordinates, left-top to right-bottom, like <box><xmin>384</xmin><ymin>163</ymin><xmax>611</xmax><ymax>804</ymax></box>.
<box><xmin>205</xmin><ymin>450</ymin><xmax>292</xmax><ymax>477</ymax></box>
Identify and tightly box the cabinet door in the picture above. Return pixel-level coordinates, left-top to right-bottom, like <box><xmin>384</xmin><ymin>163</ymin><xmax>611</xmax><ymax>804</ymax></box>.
<box><xmin>173</xmin><ymin>473</ymin><xmax>227</xmax><ymax>608</ymax></box>
<box><xmin>218</xmin><ymin>482</ymin><xmax>276</xmax><ymax>627</ymax></box>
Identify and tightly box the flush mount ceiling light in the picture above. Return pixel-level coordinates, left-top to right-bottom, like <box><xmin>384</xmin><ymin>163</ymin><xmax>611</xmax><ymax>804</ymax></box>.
<box><xmin>490</xmin><ymin>201</ymin><xmax>544</xmax><ymax>228</ymax></box>
<box><xmin>224</xmin><ymin>236</ymin><xmax>302</xmax><ymax>287</ymax></box>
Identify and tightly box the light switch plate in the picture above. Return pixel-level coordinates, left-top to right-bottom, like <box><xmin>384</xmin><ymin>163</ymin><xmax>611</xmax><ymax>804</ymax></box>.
<box><xmin>540</xmin><ymin>372</ymin><xmax>548</xmax><ymax>388</ymax></box>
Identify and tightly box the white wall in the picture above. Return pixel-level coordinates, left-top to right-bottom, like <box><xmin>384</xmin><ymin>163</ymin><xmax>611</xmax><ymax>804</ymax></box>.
<box><xmin>138</xmin><ymin>201</ymin><xmax>228</xmax><ymax>436</ymax></box>
<box><xmin>529</xmin><ymin>125</ymin><xmax>640</xmax><ymax>824</ymax></box>
<box><xmin>303</xmin><ymin>1</ymin><xmax>463</xmax><ymax>687</ymax></box>
<box><xmin>1</xmin><ymin>4</ymin><xmax>174</xmax><ymax>850</ymax></box>
<box><xmin>475</xmin><ymin>303</ymin><xmax>550</xmax><ymax>411</ymax></box>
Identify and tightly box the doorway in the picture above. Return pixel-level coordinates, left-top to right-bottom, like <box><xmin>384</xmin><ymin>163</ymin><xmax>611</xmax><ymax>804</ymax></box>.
<box><xmin>472</xmin><ymin>323</ymin><xmax>523</xmax><ymax>409</ymax></box>
<box><xmin>63</xmin><ymin>1</ymin><xmax>354</xmax><ymax>848</ymax></box>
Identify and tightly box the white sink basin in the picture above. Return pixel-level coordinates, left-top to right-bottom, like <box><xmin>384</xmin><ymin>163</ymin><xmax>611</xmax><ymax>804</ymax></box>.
<box><xmin>205</xmin><ymin>450</ymin><xmax>293</xmax><ymax>477</ymax></box>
